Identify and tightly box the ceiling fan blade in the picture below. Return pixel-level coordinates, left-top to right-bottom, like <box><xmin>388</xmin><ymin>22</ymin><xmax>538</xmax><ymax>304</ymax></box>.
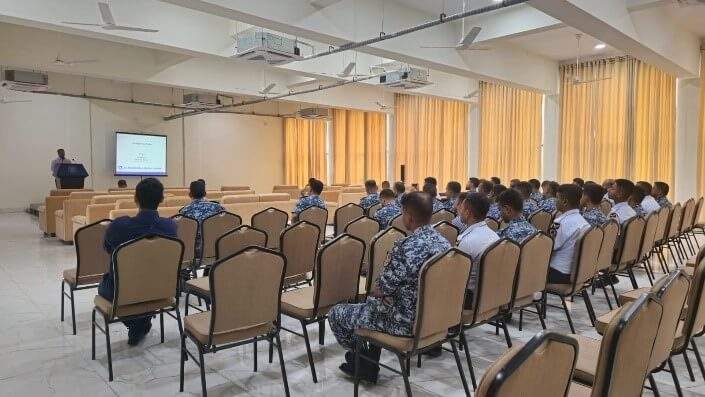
<box><xmin>338</xmin><ymin>62</ymin><xmax>356</xmax><ymax>77</ymax></box>
<box><xmin>259</xmin><ymin>83</ymin><xmax>276</xmax><ymax>94</ymax></box>
<box><xmin>459</xmin><ymin>26</ymin><xmax>482</xmax><ymax>47</ymax></box>
<box><xmin>103</xmin><ymin>25</ymin><xmax>159</xmax><ymax>32</ymax></box>
<box><xmin>457</xmin><ymin>46</ymin><xmax>491</xmax><ymax>51</ymax></box>
<box><xmin>98</xmin><ymin>2</ymin><xmax>116</xmax><ymax>26</ymax></box>
<box><xmin>420</xmin><ymin>45</ymin><xmax>459</xmax><ymax>49</ymax></box>
<box><xmin>66</xmin><ymin>59</ymin><xmax>99</xmax><ymax>65</ymax></box>
<box><xmin>62</xmin><ymin>22</ymin><xmax>103</xmax><ymax>27</ymax></box>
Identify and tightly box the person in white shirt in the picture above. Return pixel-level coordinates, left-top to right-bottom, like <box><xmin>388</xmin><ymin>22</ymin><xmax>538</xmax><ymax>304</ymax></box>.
<box><xmin>50</xmin><ymin>148</ymin><xmax>72</xmax><ymax>189</ymax></box>
<box><xmin>636</xmin><ymin>181</ymin><xmax>661</xmax><ymax>216</ymax></box>
<box><xmin>548</xmin><ymin>184</ymin><xmax>590</xmax><ymax>284</ymax></box>
<box><xmin>602</xmin><ymin>179</ymin><xmax>615</xmax><ymax>205</ymax></box>
<box><xmin>608</xmin><ymin>179</ymin><xmax>637</xmax><ymax>225</ymax></box>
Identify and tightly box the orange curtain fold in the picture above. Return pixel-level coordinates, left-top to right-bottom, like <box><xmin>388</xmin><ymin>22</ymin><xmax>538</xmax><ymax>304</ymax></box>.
<box><xmin>698</xmin><ymin>49</ymin><xmax>705</xmax><ymax>218</ymax></box>
<box><xmin>394</xmin><ymin>94</ymin><xmax>468</xmax><ymax>187</ymax></box>
<box><xmin>284</xmin><ymin>118</ymin><xmax>326</xmax><ymax>187</ymax></box>
<box><xmin>478</xmin><ymin>82</ymin><xmax>542</xmax><ymax>183</ymax></box>
<box><xmin>332</xmin><ymin>109</ymin><xmax>386</xmax><ymax>185</ymax></box>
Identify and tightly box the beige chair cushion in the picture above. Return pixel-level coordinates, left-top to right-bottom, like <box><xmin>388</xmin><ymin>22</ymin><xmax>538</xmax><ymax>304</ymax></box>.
<box><xmin>63</xmin><ymin>268</ymin><xmax>103</xmax><ymax>286</ymax></box>
<box><xmin>568</xmin><ymin>382</ymin><xmax>592</xmax><ymax>397</ymax></box>
<box><xmin>684</xmin><ymin>266</ymin><xmax>694</xmax><ymax>276</ymax></box>
<box><xmin>617</xmin><ymin>287</ymin><xmax>650</xmax><ymax>306</ymax></box>
<box><xmin>571</xmin><ymin>334</ymin><xmax>600</xmax><ymax>386</ymax></box>
<box><xmin>94</xmin><ymin>295</ymin><xmax>175</xmax><ymax>318</ymax></box>
<box><xmin>594</xmin><ymin>309</ymin><xmax>619</xmax><ymax>335</ymax></box>
<box><xmin>222</xmin><ymin>194</ymin><xmax>259</xmax><ymax>204</ymax></box>
<box><xmin>185</xmin><ymin>277</ymin><xmax>210</xmax><ymax>296</ymax></box>
<box><xmin>185</xmin><ymin>311</ymin><xmax>273</xmax><ymax>345</ymax></box>
<box><xmin>258</xmin><ymin>193</ymin><xmax>290</xmax><ymax>202</ymax></box>
<box><xmin>358</xmin><ymin>276</ymin><xmax>367</xmax><ymax>296</ymax></box>
<box><xmin>687</xmin><ymin>257</ymin><xmax>696</xmax><ymax>267</ymax></box>
<box><xmin>355</xmin><ymin>328</ymin><xmax>446</xmax><ymax>353</ymax></box>
<box><xmin>280</xmin><ymin>287</ymin><xmax>332</xmax><ymax>319</ymax></box>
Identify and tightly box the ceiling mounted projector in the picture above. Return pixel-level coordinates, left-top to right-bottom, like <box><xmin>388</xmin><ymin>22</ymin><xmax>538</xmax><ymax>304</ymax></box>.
<box><xmin>379</xmin><ymin>67</ymin><xmax>431</xmax><ymax>90</ymax></box>
<box><xmin>233</xmin><ymin>29</ymin><xmax>303</xmax><ymax>65</ymax></box>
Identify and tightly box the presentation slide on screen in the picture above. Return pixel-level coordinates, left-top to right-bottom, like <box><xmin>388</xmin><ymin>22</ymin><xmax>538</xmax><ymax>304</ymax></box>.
<box><xmin>115</xmin><ymin>132</ymin><xmax>167</xmax><ymax>176</ymax></box>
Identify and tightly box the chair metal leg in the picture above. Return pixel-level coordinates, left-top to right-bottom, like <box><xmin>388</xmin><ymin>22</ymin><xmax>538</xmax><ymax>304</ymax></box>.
<box><xmin>253</xmin><ymin>339</ymin><xmax>258</xmax><ymax>372</ymax></box>
<box><xmin>60</xmin><ymin>281</ymin><xmax>65</xmax><ymax>322</ymax></box>
<box><xmin>300</xmin><ymin>320</ymin><xmax>318</xmax><ymax>383</ymax></box>
<box><xmin>179</xmin><ymin>333</ymin><xmax>186</xmax><ymax>392</ymax></box>
<box><xmin>353</xmin><ymin>340</ymin><xmax>361</xmax><ymax>397</ymax></box>
<box><xmin>609</xmin><ymin>280</ymin><xmax>620</xmax><ymax>307</ymax></box>
<box><xmin>581</xmin><ymin>290</ymin><xmax>596</xmax><ymax>326</ymax></box>
<box><xmin>184</xmin><ymin>292</ymin><xmax>191</xmax><ymax>316</ymax></box>
<box><xmin>417</xmin><ymin>353</ymin><xmax>422</xmax><ymax>368</ymax></box>
<box><xmin>560</xmin><ymin>296</ymin><xmax>576</xmax><ymax>334</ymax></box>
<box><xmin>269</xmin><ymin>338</ymin><xmax>274</xmax><ymax>364</ymax></box>
<box><xmin>668</xmin><ymin>358</ymin><xmax>684</xmax><ymax>397</ymax></box>
<box><xmin>104</xmin><ymin>316</ymin><xmax>113</xmax><ymax>382</ymax></box>
<box><xmin>397</xmin><ymin>354</ymin><xmax>413</xmax><ymax>397</ymax></box>
<box><xmin>318</xmin><ymin>319</ymin><xmax>325</xmax><ymax>346</ymax></box>
<box><xmin>535</xmin><ymin>302</ymin><xmax>547</xmax><ymax>329</ymax></box>
<box><xmin>683</xmin><ymin>350</ymin><xmax>696</xmax><ymax>381</ymax></box>
<box><xmin>519</xmin><ymin>309</ymin><xmax>524</xmax><ymax>331</ymax></box>
<box><xmin>500</xmin><ymin>320</ymin><xmax>512</xmax><ymax>348</ymax></box>
<box><xmin>91</xmin><ymin>309</ymin><xmax>96</xmax><ymax>360</ymax></box>
<box><xmin>459</xmin><ymin>331</ymin><xmax>477</xmax><ymax>390</ymax></box>
<box><xmin>159</xmin><ymin>311</ymin><xmax>165</xmax><ymax>343</ymax></box>
<box><xmin>601</xmin><ymin>283</ymin><xmax>614</xmax><ymax>310</ymax></box>
<box><xmin>627</xmin><ymin>267</ymin><xmax>639</xmax><ymax>289</ymax></box>
<box><xmin>450</xmin><ymin>339</ymin><xmax>471</xmax><ymax>397</ymax></box>
<box><xmin>276</xmin><ymin>334</ymin><xmax>291</xmax><ymax>397</ymax></box>
<box><xmin>690</xmin><ymin>338</ymin><xmax>705</xmax><ymax>381</ymax></box>
<box><xmin>198</xmin><ymin>346</ymin><xmax>208</xmax><ymax>397</ymax></box>
<box><xmin>70</xmin><ymin>287</ymin><xmax>77</xmax><ymax>335</ymax></box>
<box><xmin>648</xmin><ymin>373</ymin><xmax>660</xmax><ymax>397</ymax></box>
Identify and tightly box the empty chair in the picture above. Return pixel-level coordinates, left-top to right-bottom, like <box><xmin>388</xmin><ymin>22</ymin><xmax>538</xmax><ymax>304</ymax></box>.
<box><xmin>608</xmin><ymin>216</ymin><xmax>646</xmax><ymax>290</ymax></box>
<box><xmin>200</xmin><ymin>211</ymin><xmax>242</xmax><ymax>267</ymax></box>
<box><xmin>529</xmin><ymin>210</ymin><xmax>553</xmax><ymax>233</ymax></box>
<box><xmin>61</xmin><ymin>219</ymin><xmax>111</xmax><ymax>335</ymax></box>
<box><xmin>652</xmin><ymin>206</ymin><xmax>673</xmax><ymax>273</ymax></box>
<box><xmin>334</xmin><ymin>203</ymin><xmax>364</xmax><ymax>236</ymax></box>
<box><xmin>171</xmin><ymin>214</ymin><xmax>198</xmax><ymax>270</ymax></box>
<box><xmin>390</xmin><ymin>213</ymin><xmax>411</xmax><ymax>234</ymax></box>
<box><xmin>633</xmin><ymin>212</ymin><xmax>660</xmax><ymax>286</ymax></box>
<box><xmin>361</xmin><ymin>227</ymin><xmax>407</xmax><ymax>297</ymax></box>
<box><xmin>679</xmin><ymin>199</ymin><xmax>696</xmax><ymax>256</ymax></box>
<box><xmin>299</xmin><ymin>206</ymin><xmax>328</xmax><ymax>244</ymax></box>
<box><xmin>509</xmin><ymin>232</ymin><xmax>553</xmax><ymax>331</ymax></box>
<box><xmin>666</xmin><ymin>203</ymin><xmax>685</xmax><ymax>264</ymax></box>
<box><xmin>593</xmin><ymin>220</ymin><xmax>620</xmax><ymax>309</ymax></box>
<box><xmin>280</xmin><ymin>234</ymin><xmax>365</xmax><ymax>383</ymax></box>
<box><xmin>280</xmin><ymin>221</ymin><xmax>320</xmax><ymax>286</ymax></box>
<box><xmin>91</xmin><ymin>235</ymin><xmax>184</xmax><ymax>381</ymax></box>
<box><xmin>179</xmin><ymin>247</ymin><xmax>289</xmax><ymax>397</ymax></box>
<box><xmin>251</xmin><ymin>207</ymin><xmax>288</xmax><ymax>249</ymax></box>
<box><xmin>433</xmin><ymin>220</ymin><xmax>459</xmax><ymax>245</ymax></box>
<box><xmin>430</xmin><ymin>208</ymin><xmax>454</xmax><ymax>224</ymax></box>
<box><xmin>367</xmin><ymin>202</ymin><xmax>382</xmax><ymax>218</ymax></box>
<box><xmin>475</xmin><ymin>331</ymin><xmax>579</xmax><ymax>397</ymax></box>
<box><xmin>344</xmin><ymin>216</ymin><xmax>381</xmax><ymax>274</ymax></box>
<box><xmin>485</xmin><ymin>217</ymin><xmax>499</xmax><ymax>231</ymax></box>
<box><xmin>353</xmin><ymin>248</ymin><xmax>473</xmax><ymax>397</ymax></box>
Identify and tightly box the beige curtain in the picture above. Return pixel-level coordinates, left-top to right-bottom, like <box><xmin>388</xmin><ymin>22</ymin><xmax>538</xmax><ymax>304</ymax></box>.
<box><xmin>394</xmin><ymin>94</ymin><xmax>468</xmax><ymax>187</ymax></box>
<box><xmin>284</xmin><ymin>118</ymin><xmax>326</xmax><ymax>187</ymax></box>
<box><xmin>699</xmin><ymin>50</ymin><xmax>705</xmax><ymax>216</ymax></box>
<box><xmin>478</xmin><ymin>82</ymin><xmax>542</xmax><ymax>183</ymax></box>
<box><xmin>332</xmin><ymin>109</ymin><xmax>386</xmax><ymax>184</ymax></box>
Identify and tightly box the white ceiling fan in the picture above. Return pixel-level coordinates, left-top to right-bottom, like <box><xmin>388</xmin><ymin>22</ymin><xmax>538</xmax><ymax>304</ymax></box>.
<box><xmin>0</xmin><ymin>96</ymin><xmax>32</xmax><ymax>104</ymax></box>
<box><xmin>63</xmin><ymin>2</ymin><xmax>159</xmax><ymax>33</ymax></box>
<box><xmin>567</xmin><ymin>34</ymin><xmax>611</xmax><ymax>85</ymax></box>
<box><xmin>258</xmin><ymin>83</ymin><xmax>279</xmax><ymax>96</ymax></box>
<box><xmin>47</xmin><ymin>53</ymin><xmax>99</xmax><ymax>67</ymax></box>
<box><xmin>463</xmin><ymin>89</ymin><xmax>479</xmax><ymax>100</ymax></box>
<box><xmin>420</xmin><ymin>27</ymin><xmax>490</xmax><ymax>51</ymax></box>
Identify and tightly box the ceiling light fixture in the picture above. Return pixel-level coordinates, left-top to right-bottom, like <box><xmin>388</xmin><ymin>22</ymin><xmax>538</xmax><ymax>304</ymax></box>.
<box><xmin>594</xmin><ymin>43</ymin><xmax>606</xmax><ymax>50</ymax></box>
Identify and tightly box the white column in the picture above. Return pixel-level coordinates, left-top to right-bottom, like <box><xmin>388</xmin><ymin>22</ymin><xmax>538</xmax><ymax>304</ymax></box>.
<box><xmin>386</xmin><ymin>113</ymin><xmax>395</xmax><ymax>182</ymax></box>
<box><xmin>467</xmin><ymin>103</ymin><xmax>480</xmax><ymax>178</ymax></box>
<box><xmin>325</xmin><ymin>119</ymin><xmax>333</xmax><ymax>186</ymax></box>
<box><xmin>675</xmin><ymin>77</ymin><xmax>700</xmax><ymax>202</ymax></box>
<box><xmin>542</xmin><ymin>93</ymin><xmax>560</xmax><ymax>182</ymax></box>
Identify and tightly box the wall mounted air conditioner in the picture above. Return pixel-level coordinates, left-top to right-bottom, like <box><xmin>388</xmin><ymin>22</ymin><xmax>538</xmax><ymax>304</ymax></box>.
<box><xmin>182</xmin><ymin>93</ymin><xmax>220</xmax><ymax>109</ymax></box>
<box><xmin>297</xmin><ymin>107</ymin><xmax>330</xmax><ymax>120</ymax></box>
<box><xmin>379</xmin><ymin>67</ymin><xmax>431</xmax><ymax>89</ymax></box>
<box><xmin>1</xmin><ymin>70</ymin><xmax>49</xmax><ymax>92</ymax></box>
<box><xmin>233</xmin><ymin>29</ymin><xmax>302</xmax><ymax>65</ymax></box>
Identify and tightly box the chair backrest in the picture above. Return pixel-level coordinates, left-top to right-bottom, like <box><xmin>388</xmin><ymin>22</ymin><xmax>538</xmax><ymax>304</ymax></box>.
<box><xmin>111</xmin><ymin>235</ymin><xmax>184</xmax><ymax>318</ymax></box>
<box><xmin>693</xmin><ymin>197</ymin><xmax>704</xmax><ymax>226</ymax></box>
<box><xmin>367</xmin><ymin>202</ymin><xmax>382</xmax><ymax>218</ymax></box>
<box><xmin>469</xmin><ymin>239</ymin><xmax>521</xmax><ymax>324</ymax></box>
<box><xmin>678</xmin><ymin>246</ymin><xmax>705</xmax><ymax>350</ymax></box>
<box><xmin>170</xmin><ymin>214</ymin><xmax>198</xmax><ymax>265</ymax></box>
<box><xmin>344</xmin><ymin>216</ymin><xmax>381</xmax><ymax>273</ymax></box>
<box><xmin>647</xmin><ymin>270</ymin><xmax>690</xmax><ymax>371</ymax></box>
<box><xmin>216</xmin><ymin>225</ymin><xmax>268</xmax><ymax>259</ymax></box>
<box><xmin>221</xmin><ymin>194</ymin><xmax>259</xmax><ymax>204</ymax></box>
<box><xmin>220</xmin><ymin>185</ymin><xmax>250</xmax><ymax>191</ymax></box>
<box><xmin>75</xmin><ymin>220</ymin><xmax>111</xmax><ymax>281</ymax></box>
<box><xmin>475</xmin><ymin>332</ymin><xmax>579</xmax><ymax>397</ymax></box>
<box><xmin>411</xmin><ymin>248</ymin><xmax>472</xmax><ymax>351</ymax></box>
<box><xmin>511</xmin><ymin>232</ymin><xmax>553</xmax><ymax>306</ymax></box>
<box><xmin>600</xmin><ymin>199</ymin><xmax>612</xmax><ymax>216</ymax></box>
<box><xmin>258</xmin><ymin>193</ymin><xmax>290</xmax><ymax>202</ymax></box>
<box><xmin>91</xmin><ymin>194</ymin><xmax>132</xmax><ymax>204</ymax></box>
<box><xmin>570</xmin><ymin>226</ymin><xmax>603</xmax><ymax>289</ymax></box>
<box><xmin>430</xmin><ymin>209</ymin><xmax>454</xmax><ymax>225</ymax></box>
<box><xmin>653</xmin><ymin>206</ymin><xmax>671</xmax><ymax>244</ymax></box>
<box><xmin>251</xmin><ymin>207</ymin><xmax>289</xmax><ymax>249</ymax></box>
<box><xmin>638</xmin><ymin>212</ymin><xmax>660</xmax><ymax>261</ymax></box>
<box><xmin>115</xmin><ymin>199</ymin><xmax>137</xmax><ymax>209</ymax></box>
<box><xmin>164</xmin><ymin>196</ymin><xmax>191</xmax><ymax>207</ymax></box>
<box><xmin>528</xmin><ymin>211</ymin><xmax>553</xmax><ymax>233</ymax></box>
<box><xmin>201</xmin><ymin>211</ymin><xmax>242</xmax><ymax>259</ymax></box>
<box><xmin>485</xmin><ymin>217</ymin><xmax>499</xmax><ymax>231</ymax></box>
<box><xmin>334</xmin><ymin>203</ymin><xmax>364</xmax><ymax>236</ymax></box>
<box><xmin>390</xmin><ymin>213</ymin><xmax>411</xmax><ymax>234</ymax></box>
<box><xmin>313</xmin><ymin>234</ymin><xmax>365</xmax><ymax>312</ymax></box>
<box><xmin>299</xmin><ymin>206</ymin><xmax>328</xmax><ymax>243</ymax></box>
<box><xmin>667</xmin><ymin>202</ymin><xmax>683</xmax><ymax>239</ymax></box>
<box><xmin>280</xmin><ymin>221</ymin><xmax>320</xmax><ymax>281</ymax></box>
<box><xmin>365</xmin><ymin>227</ymin><xmax>407</xmax><ymax>295</ymax></box>
<box><xmin>433</xmin><ymin>221</ymin><xmax>459</xmax><ymax>245</ymax></box>
<box><xmin>208</xmin><ymin>247</ymin><xmax>285</xmax><ymax>345</ymax></box>
<box><xmin>591</xmin><ymin>294</ymin><xmax>663</xmax><ymax>397</ymax></box>
<box><xmin>596</xmin><ymin>220</ymin><xmax>620</xmax><ymax>273</ymax></box>
<box><xmin>681</xmin><ymin>198</ymin><xmax>695</xmax><ymax>233</ymax></box>
<box><xmin>613</xmin><ymin>216</ymin><xmax>645</xmax><ymax>270</ymax></box>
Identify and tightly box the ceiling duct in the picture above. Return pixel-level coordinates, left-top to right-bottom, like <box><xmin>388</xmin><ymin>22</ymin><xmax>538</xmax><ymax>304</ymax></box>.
<box><xmin>1</xmin><ymin>70</ymin><xmax>49</xmax><ymax>92</ymax></box>
<box><xmin>296</xmin><ymin>107</ymin><xmax>330</xmax><ymax>120</ymax></box>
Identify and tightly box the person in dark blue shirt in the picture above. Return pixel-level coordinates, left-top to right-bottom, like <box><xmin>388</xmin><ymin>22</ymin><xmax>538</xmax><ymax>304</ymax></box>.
<box><xmin>98</xmin><ymin>177</ymin><xmax>177</xmax><ymax>346</ymax></box>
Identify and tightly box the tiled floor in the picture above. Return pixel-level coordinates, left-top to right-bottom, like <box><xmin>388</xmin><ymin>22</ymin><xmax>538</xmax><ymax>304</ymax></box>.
<box><xmin>1</xmin><ymin>211</ymin><xmax>704</xmax><ymax>396</ymax></box>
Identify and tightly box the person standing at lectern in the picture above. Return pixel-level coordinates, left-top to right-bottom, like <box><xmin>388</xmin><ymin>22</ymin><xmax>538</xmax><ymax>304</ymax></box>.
<box><xmin>50</xmin><ymin>148</ymin><xmax>72</xmax><ymax>189</ymax></box>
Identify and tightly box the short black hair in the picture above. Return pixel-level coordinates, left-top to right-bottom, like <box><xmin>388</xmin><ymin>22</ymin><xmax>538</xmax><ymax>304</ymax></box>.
<box><xmin>190</xmin><ymin>180</ymin><xmax>206</xmax><ymax>199</ymax></box>
<box><xmin>364</xmin><ymin>179</ymin><xmax>378</xmax><ymax>190</ymax></box>
<box><xmin>422</xmin><ymin>183</ymin><xmax>437</xmax><ymax>198</ymax></box>
<box><xmin>457</xmin><ymin>192</ymin><xmax>469</xmax><ymax>205</ymax></box>
<box><xmin>400</xmin><ymin>191</ymin><xmax>433</xmax><ymax>224</ymax></box>
<box><xmin>393</xmin><ymin>181</ymin><xmax>406</xmax><ymax>195</ymax></box>
<box><xmin>468</xmin><ymin>177</ymin><xmax>480</xmax><ymax>188</ymax></box>
<box><xmin>516</xmin><ymin>181</ymin><xmax>532</xmax><ymax>199</ymax></box>
<box><xmin>573</xmin><ymin>178</ymin><xmax>585</xmax><ymax>187</ymax></box>
<box><xmin>615</xmin><ymin>179</ymin><xmax>635</xmax><ymax>199</ymax></box>
<box><xmin>309</xmin><ymin>179</ymin><xmax>324</xmax><ymax>195</ymax></box>
<box><xmin>558</xmin><ymin>184</ymin><xmax>581</xmax><ymax>208</ymax></box>
<box><xmin>583</xmin><ymin>183</ymin><xmax>605</xmax><ymax>205</ymax></box>
<box><xmin>135</xmin><ymin>178</ymin><xmax>164</xmax><ymax>210</ymax></box>
<box><xmin>636</xmin><ymin>181</ymin><xmax>653</xmax><ymax>196</ymax></box>
<box><xmin>528</xmin><ymin>179</ymin><xmax>540</xmax><ymax>190</ymax></box>
<box><xmin>630</xmin><ymin>186</ymin><xmax>646</xmax><ymax>204</ymax></box>
<box><xmin>379</xmin><ymin>188</ymin><xmax>395</xmax><ymax>199</ymax></box>
<box><xmin>492</xmin><ymin>183</ymin><xmax>507</xmax><ymax>197</ymax></box>
<box><xmin>57</xmin><ymin>148</ymin><xmax>65</xmax><ymax>153</ymax></box>
<box><xmin>463</xmin><ymin>192</ymin><xmax>490</xmax><ymax>219</ymax></box>
<box><xmin>490</xmin><ymin>177</ymin><xmax>501</xmax><ymax>185</ymax></box>
<box><xmin>117</xmin><ymin>179</ymin><xmax>127</xmax><ymax>188</ymax></box>
<box><xmin>654</xmin><ymin>181</ymin><xmax>670</xmax><ymax>196</ymax></box>
<box><xmin>479</xmin><ymin>181</ymin><xmax>493</xmax><ymax>195</ymax></box>
<box><xmin>498</xmin><ymin>189</ymin><xmax>523</xmax><ymax>212</ymax></box>
<box><xmin>424</xmin><ymin>177</ymin><xmax>437</xmax><ymax>186</ymax></box>
<box><xmin>446</xmin><ymin>181</ymin><xmax>462</xmax><ymax>194</ymax></box>
<box><xmin>381</xmin><ymin>181</ymin><xmax>390</xmax><ymax>189</ymax></box>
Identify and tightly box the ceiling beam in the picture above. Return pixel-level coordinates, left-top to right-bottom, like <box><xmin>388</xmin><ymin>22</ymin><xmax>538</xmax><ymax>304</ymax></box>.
<box><xmin>463</xmin><ymin>4</ymin><xmax>564</xmax><ymax>45</ymax></box>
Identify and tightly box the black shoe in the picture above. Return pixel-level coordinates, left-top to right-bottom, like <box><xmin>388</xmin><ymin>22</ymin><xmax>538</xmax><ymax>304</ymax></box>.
<box><xmin>127</xmin><ymin>325</ymin><xmax>144</xmax><ymax>346</ymax></box>
<box><xmin>422</xmin><ymin>346</ymin><xmax>443</xmax><ymax>358</ymax></box>
<box><xmin>339</xmin><ymin>362</ymin><xmax>379</xmax><ymax>384</ymax></box>
<box><xmin>143</xmin><ymin>319</ymin><xmax>152</xmax><ymax>336</ymax></box>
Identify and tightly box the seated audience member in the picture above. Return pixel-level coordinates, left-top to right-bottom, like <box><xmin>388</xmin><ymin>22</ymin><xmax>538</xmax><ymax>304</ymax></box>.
<box><xmin>443</xmin><ymin>181</ymin><xmax>462</xmax><ymax>211</ymax></box>
<box><xmin>117</xmin><ymin>179</ymin><xmax>128</xmax><ymax>189</ymax></box>
<box><xmin>179</xmin><ymin>180</ymin><xmax>225</xmax><ymax>258</ymax></box>
<box><xmin>628</xmin><ymin>186</ymin><xmax>646</xmax><ymax>217</ymax></box>
<box><xmin>424</xmin><ymin>176</ymin><xmax>438</xmax><ymax>187</ymax></box>
<box><xmin>540</xmin><ymin>181</ymin><xmax>559</xmax><ymax>213</ymax></box>
<box><xmin>293</xmin><ymin>178</ymin><xmax>325</xmax><ymax>220</ymax></box>
<box><xmin>360</xmin><ymin>179</ymin><xmax>381</xmax><ymax>209</ymax></box>
<box><xmin>548</xmin><ymin>184</ymin><xmax>590</xmax><ymax>284</ymax></box>
<box><xmin>393</xmin><ymin>181</ymin><xmax>406</xmax><ymax>205</ymax></box>
<box><xmin>581</xmin><ymin>183</ymin><xmax>608</xmax><ymax>227</ymax></box>
<box><xmin>373</xmin><ymin>189</ymin><xmax>401</xmax><ymax>228</ymax></box>
<box><xmin>423</xmin><ymin>183</ymin><xmax>444</xmax><ymax>212</ymax></box>
<box><xmin>381</xmin><ymin>181</ymin><xmax>390</xmax><ymax>190</ymax></box>
<box><xmin>466</xmin><ymin>177</ymin><xmax>480</xmax><ymax>192</ymax></box>
<box><xmin>487</xmin><ymin>184</ymin><xmax>508</xmax><ymax>220</ymax></box>
<box><xmin>602</xmin><ymin>179</ymin><xmax>615</xmax><ymax>204</ymax></box>
<box><xmin>478</xmin><ymin>180</ymin><xmax>493</xmax><ymax>197</ymax></box>
<box><xmin>490</xmin><ymin>176</ymin><xmax>501</xmax><ymax>185</ymax></box>
<box><xmin>98</xmin><ymin>178</ymin><xmax>177</xmax><ymax>346</ymax></box>
<box><xmin>608</xmin><ymin>179</ymin><xmax>637</xmax><ymax>225</ymax></box>
<box><xmin>653</xmin><ymin>181</ymin><xmax>672</xmax><ymax>209</ymax></box>
<box><xmin>509</xmin><ymin>179</ymin><xmax>520</xmax><ymax>189</ymax></box>
<box><xmin>450</xmin><ymin>192</ymin><xmax>469</xmax><ymax>233</ymax></box>
<box><xmin>573</xmin><ymin>178</ymin><xmax>585</xmax><ymax>188</ymax></box>
<box><xmin>636</xmin><ymin>181</ymin><xmax>660</xmax><ymax>216</ymax></box>
<box><xmin>497</xmin><ymin>189</ymin><xmax>537</xmax><ymax>243</ymax></box>
<box><xmin>328</xmin><ymin>192</ymin><xmax>451</xmax><ymax>382</ymax></box>
<box><xmin>528</xmin><ymin>179</ymin><xmax>543</xmax><ymax>203</ymax></box>
<box><xmin>457</xmin><ymin>193</ymin><xmax>499</xmax><ymax>296</ymax></box>
<box><xmin>516</xmin><ymin>181</ymin><xmax>539</xmax><ymax>218</ymax></box>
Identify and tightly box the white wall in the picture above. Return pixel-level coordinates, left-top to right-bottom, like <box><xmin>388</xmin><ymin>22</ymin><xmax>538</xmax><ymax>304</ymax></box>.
<box><xmin>675</xmin><ymin>77</ymin><xmax>700</xmax><ymax>203</ymax></box>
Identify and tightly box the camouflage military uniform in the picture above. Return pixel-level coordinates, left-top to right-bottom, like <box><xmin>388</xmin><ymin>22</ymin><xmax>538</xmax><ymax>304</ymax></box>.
<box><xmin>328</xmin><ymin>225</ymin><xmax>451</xmax><ymax>349</ymax></box>
<box><xmin>498</xmin><ymin>216</ymin><xmax>537</xmax><ymax>244</ymax></box>
<box><xmin>360</xmin><ymin>193</ymin><xmax>380</xmax><ymax>210</ymax></box>
<box><xmin>657</xmin><ymin>196</ymin><xmax>672</xmax><ymax>209</ymax></box>
<box><xmin>443</xmin><ymin>197</ymin><xmax>458</xmax><ymax>212</ymax></box>
<box><xmin>451</xmin><ymin>215</ymin><xmax>468</xmax><ymax>233</ymax></box>
<box><xmin>293</xmin><ymin>194</ymin><xmax>326</xmax><ymax>215</ymax></box>
<box><xmin>179</xmin><ymin>198</ymin><xmax>225</xmax><ymax>258</ymax></box>
<box><xmin>487</xmin><ymin>203</ymin><xmax>501</xmax><ymax>221</ymax></box>
<box><xmin>432</xmin><ymin>198</ymin><xmax>445</xmax><ymax>213</ymax></box>
<box><xmin>582</xmin><ymin>207</ymin><xmax>607</xmax><ymax>227</ymax></box>
<box><xmin>540</xmin><ymin>197</ymin><xmax>557</xmax><ymax>213</ymax></box>
<box><xmin>633</xmin><ymin>204</ymin><xmax>645</xmax><ymax>218</ymax></box>
<box><xmin>374</xmin><ymin>201</ymin><xmax>401</xmax><ymax>229</ymax></box>
<box><xmin>530</xmin><ymin>191</ymin><xmax>544</xmax><ymax>204</ymax></box>
<box><xmin>522</xmin><ymin>199</ymin><xmax>539</xmax><ymax>218</ymax></box>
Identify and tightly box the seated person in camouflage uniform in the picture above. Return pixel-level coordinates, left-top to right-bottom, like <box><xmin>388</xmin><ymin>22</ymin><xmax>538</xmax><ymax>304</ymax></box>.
<box><xmin>422</xmin><ymin>182</ymin><xmax>445</xmax><ymax>213</ymax></box>
<box><xmin>292</xmin><ymin>178</ymin><xmax>326</xmax><ymax>222</ymax></box>
<box><xmin>516</xmin><ymin>181</ymin><xmax>539</xmax><ymax>218</ymax></box>
<box><xmin>450</xmin><ymin>192</ymin><xmax>469</xmax><ymax>233</ymax></box>
<box><xmin>528</xmin><ymin>179</ymin><xmax>543</xmax><ymax>204</ymax></box>
<box><xmin>393</xmin><ymin>181</ymin><xmax>406</xmax><ymax>205</ymax></box>
<box><xmin>179</xmin><ymin>180</ymin><xmax>225</xmax><ymax>259</ymax></box>
<box><xmin>653</xmin><ymin>181</ymin><xmax>672</xmax><ymax>209</ymax></box>
<box><xmin>381</xmin><ymin>180</ymin><xmax>390</xmax><ymax>190</ymax></box>
<box><xmin>487</xmin><ymin>184</ymin><xmax>508</xmax><ymax>221</ymax></box>
<box><xmin>466</xmin><ymin>177</ymin><xmax>480</xmax><ymax>193</ymax></box>
<box><xmin>497</xmin><ymin>189</ymin><xmax>537</xmax><ymax>244</ymax></box>
<box><xmin>581</xmin><ymin>183</ymin><xmax>608</xmax><ymax>227</ymax></box>
<box><xmin>360</xmin><ymin>179</ymin><xmax>380</xmax><ymax>210</ymax></box>
<box><xmin>443</xmin><ymin>181</ymin><xmax>462</xmax><ymax>211</ymax></box>
<box><xmin>540</xmin><ymin>181</ymin><xmax>559</xmax><ymax>213</ymax></box>
<box><xmin>478</xmin><ymin>180</ymin><xmax>493</xmax><ymax>198</ymax></box>
<box><xmin>328</xmin><ymin>192</ymin><xmax>451</xmax><ymax>382</ymax></box>
<box><xmin>373</xmin><ymin>189</ymin><xmax>401</xmax><ymax>228</ymax></box>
